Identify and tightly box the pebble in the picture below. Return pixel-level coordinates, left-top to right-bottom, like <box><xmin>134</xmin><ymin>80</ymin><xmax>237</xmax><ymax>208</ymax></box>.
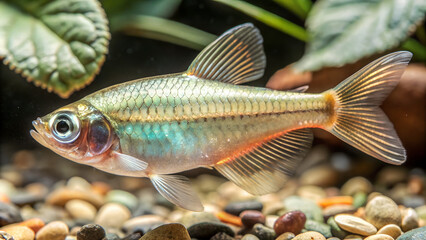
<box><xmin>276</xmin><ymin>232</ymin><xmax>295</xmax><ymax>240</ymax></box>
<box><xmin>327</xmin><ymin>216</ymin><xmax>348</xmax><ymax>239</ymax></box>
<box><xmin>225</xmin><ymin>200</ymin><xmax>263</xmax><ymax>216</ymax></box>
<box><xmin>103</xmin><ymin>233</ymin><xmax>120</xmax><ymax>240</ymax></box>
<box><xmin>401</xmin><ymin>208</ymin><xmax>419</xmax><ymax>231</ymax></box>
<box><xmin>210</xmin><ymin>232</ymin><xmax>235</xmax><ymax>240</ymax></box>
<box><xmin>376</xmin><ymin>167</ymin><xmax>408</xmax><ymax>186</ymax></box>
<box><xmin>265</xmin><ymin>215</ymin><xmax>279</xmax><ymax>228</ymax></box>
<box><xmin>216</xmin><ymin>211</ymin><xmax>242</xmax><ymax>226</ymax></box>
<box><xmin>365</xmin><ymin>196</ymin><xmax>401</xmax><ymax>229</ymax></box>
<box><xmin>140</xmin><ymin>223</ymin><xmax>190</xmax><ymax>240</ymax></box>
<box><xmin>121</xmin><ymin>232</ymin><xmax>142</xmax><ymax>240</ymax></box>
<box><xmin>335</xmin><ymin>214</ymin><xmax>377</xmax><ymax>236</ymax></box>
<box><xmin>0</xmin><ymin>231</ymin><xmax>13</xmax><ymax>240</ymax></box>
<box><xmin>318</xmin><ymin>196</ymin><xmax>353</xmax><ymax>208</ymax></box>
<box><xmin>1</xmin><ymin>226</ymin><xmax>34</xmax><ymax>240</ymax></box>
<box><xmin>250</xmin><ymin>223</ymin><xmax>275</xmax><ymax>240</ymax></box>
<box><xmin>10</xmin><ymin>192</ymin><xmax>44</xmax><ymax>207</ymax></box>
<box><xmin>341</xmin><ymin>177</ymin><xmax>373</xmax><ymax>196</ymax></box>
<box><xmin>377</xmin><ymin>224</ymin><xmax>402</xmax><ymax>239</ymax></box>
<box><xmin>364</xmin><ymin>234</ymin><xmax>394</xmax><ymax>240</ymax></box>
<box><xmin>179</xmin><ymin>212</ymin><xmax>220</xmax><ymax>227</ymax></box>
<box><xmin>241</xmin><ymin>233</ymin><xmax>260</xmax><ymax>240</ymax></box>
<box><xmin>36</xmin><ymin>221</ymin><xmax>69</xmax><ymax>240</ymax></box>
<box><xmin>18</xmin><ymin>218</ymin><xmax>45</xmax><ymax>233</ymax></box>
<box><xmin>352</xmin><ymin>192</ymin><xmax>367</xmax><ymax>208</ymax></box>
<box><xmin>344</xmin><ymin>235</ymin><xmax>363</xmax><ymax>240</ymax></box>
<box><xmin>274</xmin><ymin>210</ymin><xmax>306</xmax><ymax>235</ymax></box>
<box><xmin>396</xmin><ymin>226</ymin><xmax>426</xmax><ymax>240</ymax></box>
<box><xmin>240</xmin><ymin>210</ymin><xmax>265</xmax><ymax>229</ymax></box>
<box><xmin>304</xmin><ymin>220</ymin><xmax>332</xmax><ymax>238</ymax></box>
<box><xmin>293</xmin><ymin>231</ymin><xmax>326</xmax><ymax>240</ymax></box>
<box><xmin>76</xmin><ymin>224</ymin><xmax>105</xmax><ymax>240</ymax></box>
<box><xmin>0</xmin><ymin>180</ymin><xmax>15</xmax><ymax>196</ymax></box>
<box><xmin>65</xmin><ymin>200</ymin><xmax>97</xmax><ymax>221</ymax></box>
<box><xmin>284</xmin><ymin>196</ymin><xmax>323</xmax><ymax>222</ymax></box>
<box><xmin>122</xmin><ymin>215</ymin><xmax>165</xmax><ymax>234</ymax></box>
<box><xmin>46</xmin><ymin>188</ymin><xmax>104</xmax><ymax>208</ymax></box>
<box><xmin>105</xmin><ymin>190</ymin><xmax>138</xmax><ymax>211</ymax></box>
<box><xmin>0</xmin><ymin>202</ymin><xmax>22</xmax><ymax>227</ymax></box>
<box><xmin>95</xmin><ymin>203</ymin><xmax>131</xmax><ymax>229</ymax></box>
<box><xmin>297</xmin><ymin>185</ymin><xmax>326</xmax><ymax>201</ymax></box>
<box><xmin>323</xmin><ymin>204</ymin><xmax>356</xmax><ymax>219</ymax></box>
<box><xmin>299</xmin><ymin>165</ymin><xmax>339</xmax><ymax>187</ymax></box>
<box><xmin>187</xmin><ymin>222</ymin><xmax>234</xmax><ymax>239</ymax></box>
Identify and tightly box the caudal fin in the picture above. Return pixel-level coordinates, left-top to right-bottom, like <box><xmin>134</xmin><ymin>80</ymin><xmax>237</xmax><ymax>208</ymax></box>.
<box><xmin>326</xmin><ymin>51</ymin><xmax>412</xmax><ymax>165</ymax></box>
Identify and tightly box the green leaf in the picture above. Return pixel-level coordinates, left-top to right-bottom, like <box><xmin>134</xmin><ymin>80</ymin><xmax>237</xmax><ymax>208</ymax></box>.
<box><xmin>102</xmin><ymin>0</ymin><xmax>182</xmax><ymax>19</ymax></box>
<box><xmin>0</xmin><ymin>0</ymin><xmax>110</xmax><ymax>98</ymax></box>
<box><xmin>294</xmin><ymin>0</ymin><xmax>426</xmax><ymax>72</ymax></box>
<box><xmin>111</xmin><ymin>15</ymin><xmax>216</xmax><ymax>50</ymax></box>
<box><xmin>214</xmin><ymin>0</ymin><xmax>308</xmax><ymax>42</ymax></box>
<box><xmin>274</xmin><ymin>0</ymin><xmax>312</xmax><ymax>19</ymax></box>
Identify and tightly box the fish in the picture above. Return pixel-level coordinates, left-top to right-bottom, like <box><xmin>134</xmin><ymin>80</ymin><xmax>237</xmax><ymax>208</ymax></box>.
<box><xmin>31</xmin><ymin>23</ymin><xmax>412</xmax><ymax>211</ymax></box>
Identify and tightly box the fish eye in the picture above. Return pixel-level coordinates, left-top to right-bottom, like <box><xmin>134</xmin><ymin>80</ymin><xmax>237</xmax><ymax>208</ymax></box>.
<box><xmin>50</xmin><ymin>112</ymin><xmax>80</xmax><ymax>143</ymax></box>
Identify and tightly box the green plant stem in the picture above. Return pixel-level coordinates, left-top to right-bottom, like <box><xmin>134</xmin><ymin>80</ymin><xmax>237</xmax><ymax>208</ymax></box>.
<box><xmin>111</xmin><ymin>15</ymin><xmax>216</xmax><ymax>50</ymax></box>
<box><xmin>402</xmin><ymin>38</ymin><xmax>426</xmax><ymax>62</ymax></box>
<box><xmin>214</xmin><ymin>0</ymin><xmax>308</xmax><ymax>42</ymax></box>
<box><xmin>273</xmin><ymin>0</ymin><xmax>312</xmax><ymax>19</ymax></box>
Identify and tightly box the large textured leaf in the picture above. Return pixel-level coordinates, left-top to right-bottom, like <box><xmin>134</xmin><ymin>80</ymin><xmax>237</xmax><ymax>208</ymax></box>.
<box><xmin>294</xmin><ymin>0</ymin><xmax>426</xmax><ymax>72</ymax></box>
<box><xmin>0</xmin><ymin>0</ymin><xmax>110</xmax><ymax>98</ymax></box>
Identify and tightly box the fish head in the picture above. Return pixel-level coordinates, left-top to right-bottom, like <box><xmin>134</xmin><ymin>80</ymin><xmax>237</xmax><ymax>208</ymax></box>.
<box><xmin>30</xmin><ymin>101</ymin><xmax>116</xmax><ymax>164</ymax></box>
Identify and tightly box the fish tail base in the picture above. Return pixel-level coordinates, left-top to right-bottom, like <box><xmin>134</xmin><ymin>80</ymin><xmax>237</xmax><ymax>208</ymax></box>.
<box><xmin>326</xmin><ymin>51</ymin><xmax>412</xmax><ymax>165</ymax></box>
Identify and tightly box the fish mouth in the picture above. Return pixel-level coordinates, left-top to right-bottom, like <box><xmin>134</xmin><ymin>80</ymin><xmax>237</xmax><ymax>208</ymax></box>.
<box><xmin>30</xmin><ymin>117</ymin><xmax>52</xmax><ymax>149</ymax></box>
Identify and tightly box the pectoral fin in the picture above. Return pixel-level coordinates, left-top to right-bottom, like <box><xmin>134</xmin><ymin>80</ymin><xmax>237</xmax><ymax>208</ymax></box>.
<box><xmin>112</xmin><ymin>151</ymin><xmax>148</xmax><ymax>171</ymax></box>
<box><xmin>150</xmin><ymin>174</ymin><xmax>204</xmax><ymax>211</ymax></box>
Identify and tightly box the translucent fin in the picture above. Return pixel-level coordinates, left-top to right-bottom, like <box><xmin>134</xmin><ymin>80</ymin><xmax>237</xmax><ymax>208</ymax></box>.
<box><xmin>327</xmin><ymin>51</ymin><xmax>412</xmax><ymax>165</ymax></box>
<box><xmin>289</xmin><ymin>85</ymin><xmax>309</xmax><ymax>92</ymax></box>
<box><xmin>150</xmin><ymin>174</ymin><xmax>204</xmax><ymax>211</ymax></box>
<box><xmin>112</xmin><ymin>151</ymin><xmax>148</xmax><ymax>171</ymax></box>
<box><xmin>214</xmin><ymin>129</ymin><xmax>313</xmax><ymax>195</ymax></box>
<box><xmin>186</xmin><ymin>23</ymin><xmax>266</xmax><ymax>84</ymax></box>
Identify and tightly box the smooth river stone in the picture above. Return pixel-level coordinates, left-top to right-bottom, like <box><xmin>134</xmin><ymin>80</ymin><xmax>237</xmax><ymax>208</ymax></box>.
<box><xmin>95</xmin><ymin>203</ymin><xmax>131</xmax><ymax>229</ymax></box>
<box><xmin>377</xmin><ymin>224</ymin><xmax>403</xmax><ymax>239</ymax></box>
<box><xmin>365</xmin><ymin>196</ymin><xmax>401</xmax><ymax>229</ymax></box>
<box><xmin>65</xmin><ymin>199</ymin><xmax>97</xmax><ymax>221</ymax></box>
<box><xmin>140</xmin><ymin>223</ymin><xmax>190</xmax><ymax>240</ymax></box>
<box><xmin>36</xmin><ymin>221</ymin><xmax>69</xmax><ymax>240</ymax></box>
<box><xmin>401</xmin><ymin>208</ymin><xmax>419</xmax><ymax>232</ymax></box>
<box><xmin>396</xmin><ymin>226</ymin><xmax>426</xmax><ymax>240</ymax></box>
<box><xmin>1</xmin><ymin>226</ymin><xmax>34</xmax><ymax>240</ymax></box>
<box><xmin>335</xmin><ymin>214</ymin><xmax>377</xmax><ymax>236</ymax></box>
<box><xmin>293</xmin><ymin>231</ymin><xmax>326</xmax><ymax>240</ymax></box>
<box><xmin>364</xmin><ymin>234</ymin><xmax>394</xmax><ymax>240</ymax></box>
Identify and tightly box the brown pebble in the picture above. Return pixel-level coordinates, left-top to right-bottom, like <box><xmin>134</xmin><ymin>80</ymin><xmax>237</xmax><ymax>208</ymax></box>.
<box><xmin>65</xmin><ymin>199</ymin><xmax>97</xmax><ymax>220</ymax></box>
<box><xmin>276</xmin><ymin>232</ymin><xmax>295</xmax><ymax>240</ymax></box>
<box><xmin>274</xmin><ymin>211</ymin><xmax>306</xmax><ymax>235</ymax></box>
<box><xmin>365</xmin><ymin>196</ymin><xmax>401</xmax><ymax>229</ymax></box>
<box><xmin>36</xmin><ymin>221</ymin><xmax>69</xmax><ymax>240</ymax></box>
<box><xmin>344</xmin><ymin>235</ymin><xmax>363</xmax><ymax>240</ymax></box>
<box><xmin>46</xmin><ymin>188</ymin><xmax>104</xmax><ymax>208</ymax></box>
<box><xmin>401</xmin><ymin>208</ymin><xmax>419</xmax><ymax>231</ymax></box>
<box><xmin>140</xmin><ymin>223</ymin><xmax>190</xmax><ymax>240</ymax></box>
<box><xmin>240</xmin><ymin>210</ymin><xmax>265</xmax><ymax>229</ymax></box>
<box><xmin>18</xmin><ymin>218</ymin><xmax>45</xmax><ymax>233</ymax></box>
<box><xmin>1</xmin><ymin>226</ymin><xmax>34</xmax><ymax>240</ymax></box>
<box><xmin>377</xmin><ymin>224</ymin><xmax>402</xmax><ymax>239</ymax></box>
<box><xmin>364</xmin><ymin>234</ymin><xmax>394</xmax><ymax>240</ymax></box>
<box><xmin>95</xmin><ymin>203</ymin><xmax>130</xmax><ymax>229</ymax></box>
<box><xmin>293</xmin><ymin>231</ymin><xmax>326</xmax><ymax>240</ymax></box>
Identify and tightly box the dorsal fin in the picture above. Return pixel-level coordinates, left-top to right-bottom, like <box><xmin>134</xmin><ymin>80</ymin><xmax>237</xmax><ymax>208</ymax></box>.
<box><xmin>185</xmin><ymin>23</ymin><xmax>266</xmax><ymax>84</ymax></box>
<box><xmin>214</xmin><ymin>129</ymin><xmax>313</xmax><ymax>195</ymax></box>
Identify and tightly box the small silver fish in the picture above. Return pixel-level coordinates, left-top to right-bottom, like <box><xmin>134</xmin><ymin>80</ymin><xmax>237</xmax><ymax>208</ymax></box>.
<box><xmin>31</xmin><ymin>24</ymin><xmax>411</xmax><ymax>211</ymax></box>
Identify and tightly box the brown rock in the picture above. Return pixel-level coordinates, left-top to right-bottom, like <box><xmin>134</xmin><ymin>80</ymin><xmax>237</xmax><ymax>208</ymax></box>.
<box><xmin>46</xmin><ymin>188</ymin><xmax>104</xmax><ymax>208</ymax></box>
<box><xmin>240</xmin><ymin>211</ymin><xmax>265</xmax><ymax>229</ymax></box>
<box><xmin>293</xmin><ymin>231</ymin><xmax>326</xmax><ymax>240</ymax></box>
<box><xmin>377</xmin><ymin>224</ymin><xmax>402</xmax><ymax>239</ymax></box>
<box><xmin>274</xmin><ymin>211</ymin><xmax>306</xmax><ymax>235</ymax></box>
<box><xmin>401</xmin><ymin>208</ymin><xmax>419</xmax><ymax>231</ymax></box>
<box><xmin>364</xmin><ymin>234</ymin><xmax>394</xmax><ymax>240</ymax></box>
<box><xmin>365</xmin><ymin>196</ymin><xmax>401</xmax><ymax>229</ymax></box>
<box><xmin>1</xmin><ymin>226</ymin><xmax>34</xmax><ymax>240</ymax></box>
<box><xmin>341</xmin><ymin>177</ymin><xmax>373</xmax><ymax>196</ymax></box>
<box><xmin>35</xmin><ymin>221</ymin><xmax>69</xmax><ymax>240</ymax></box>
<box><xmin>95</xmin><ymin>203</ymin><xmax>130</xmax><ymax>229</ymax></box>
<box><xmin>335</xmin><ymin>214</ymin><xmax>377</xmax><ymax>236</ymax></box>
<box><xmin>140</xmin><ymin>223</ymin><xmax>190</xmax><ymax>240</ymax></box>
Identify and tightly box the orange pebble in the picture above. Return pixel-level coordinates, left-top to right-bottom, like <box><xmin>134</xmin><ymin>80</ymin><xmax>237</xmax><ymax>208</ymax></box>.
<box><xmin>0</xmin><ymin>193</ymin><xmax>10</xmax><ymax>203</ymax></box>
<box><xmin>18</xmin><ymin>218</ymin><xmax>45</xmax><ymax>233</ymax></box>
<box><xmin>317</xmin><ymin>196</ymin><xmax>353</xmax><ymax>208</ymax></box>
<box><xmin>91</xmin><ymin>181</ymin><xmax>111</xmax><ymax>196</ymax></box>
<box><xmin>215</xmin><ymin>211</ymin><xmax>243</xmax><ymax>227</ymax></box>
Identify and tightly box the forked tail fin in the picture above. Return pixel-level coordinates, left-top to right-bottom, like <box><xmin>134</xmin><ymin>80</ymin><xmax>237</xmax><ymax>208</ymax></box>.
<box><xmin>326</xmin><ymin>51</ymin><xmax>412</xmax><ymax>165</ymax></box>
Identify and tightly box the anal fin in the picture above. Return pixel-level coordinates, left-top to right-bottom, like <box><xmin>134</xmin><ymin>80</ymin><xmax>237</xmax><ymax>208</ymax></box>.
<box><xmin>150</xmin><ymin>174</ymin><xmax>204</xmax><ymax>211</ymax></box>
<box><xmin>214</xmin><ymin>129</ymin><xmax>313</xmax><ymax>195</ymax></box>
